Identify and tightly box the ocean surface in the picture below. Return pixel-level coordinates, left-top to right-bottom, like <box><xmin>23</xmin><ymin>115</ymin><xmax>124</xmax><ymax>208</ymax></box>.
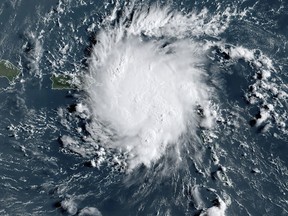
<box><xmin>0</xmin><ymin>0</ymin><xmax>288</xmax><ymax>215</ymax></box>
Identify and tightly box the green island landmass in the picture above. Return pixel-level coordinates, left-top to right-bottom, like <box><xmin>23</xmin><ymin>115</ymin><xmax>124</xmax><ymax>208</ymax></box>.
<box><xmin>0</xmin><ymin>60</ymin><xmax>20</xmax><ymax>82</ymax></box>
<box><xmin>50</xmin><ymin>74</ymin><xmax>78</xmax><ymax>90</ymax></box>
<box><xmin>0</xmin><ymin>59</ymin><xmax>78</xmax><ymax>90</ymax></box>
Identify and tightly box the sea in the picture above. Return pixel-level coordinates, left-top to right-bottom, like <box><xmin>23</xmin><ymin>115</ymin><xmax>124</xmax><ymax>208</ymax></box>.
<box><xmin>0</xmin><ymin>0</ymin><xmax>287</xmax><ymax>215</ymax></box>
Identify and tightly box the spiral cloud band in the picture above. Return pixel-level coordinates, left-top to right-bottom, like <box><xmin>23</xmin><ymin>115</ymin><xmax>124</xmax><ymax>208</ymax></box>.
<box><xmin>84</xmin><ymin>4</ymin><xmax>226</xmax><ymax>170</ymax></box>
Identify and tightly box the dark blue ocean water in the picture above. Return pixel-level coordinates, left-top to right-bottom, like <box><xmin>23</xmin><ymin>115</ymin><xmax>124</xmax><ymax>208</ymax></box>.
<box><xmin>0</xmin><ymin>0</ymin><xmax>288</xmax><ymax>215</ymax></box>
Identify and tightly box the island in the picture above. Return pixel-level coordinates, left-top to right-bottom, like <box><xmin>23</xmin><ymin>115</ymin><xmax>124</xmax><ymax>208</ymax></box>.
<box><xmin>50</xmin><ymin>74</ymin><xmax>78</xmax><ymax>90</ymax></box>
<box><xmin>0</xmin><ymin>60</ymin><xmax>20</xmax><ymax>82</ymax></box>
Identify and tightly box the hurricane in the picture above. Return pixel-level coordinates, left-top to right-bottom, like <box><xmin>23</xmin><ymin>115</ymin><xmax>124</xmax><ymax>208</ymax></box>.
<box><xmin>83</xmin><ymin>4</ymin><xmax>222</xmax><ymax>171</ymax></box>
<box><xmin>1</xmin><ymin>0</ymin><xmax>288</xmax><ymax>215</ymax></box>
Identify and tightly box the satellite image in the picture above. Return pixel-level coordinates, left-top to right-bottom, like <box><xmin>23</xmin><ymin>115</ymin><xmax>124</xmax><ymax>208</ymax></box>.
<box><xmin>0</xmin><ymin>0</ymin><xmax>287</xmax><ymax>215</ymax></box>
